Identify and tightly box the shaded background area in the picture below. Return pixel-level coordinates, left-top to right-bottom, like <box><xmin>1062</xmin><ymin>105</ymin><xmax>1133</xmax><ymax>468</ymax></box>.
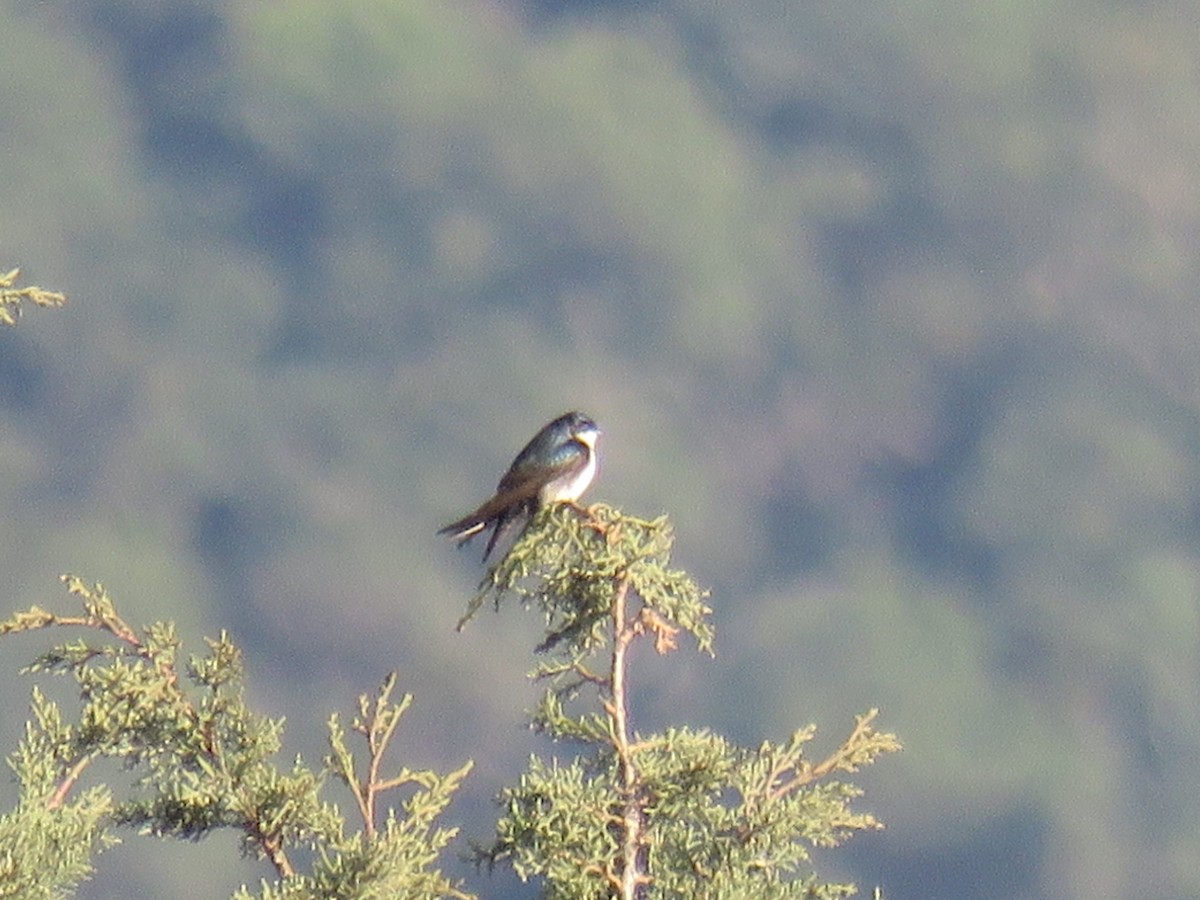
<box><xmin>3</xmin><ymin>0</ymin><xmax>1200</xmax><ymax>896</ymax></box>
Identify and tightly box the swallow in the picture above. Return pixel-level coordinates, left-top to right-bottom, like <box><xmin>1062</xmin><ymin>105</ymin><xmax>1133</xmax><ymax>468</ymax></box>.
<box><xmin>438</xmin><ymin>411</ymin><xmax>601</xmax><ymax>560</ymax></box>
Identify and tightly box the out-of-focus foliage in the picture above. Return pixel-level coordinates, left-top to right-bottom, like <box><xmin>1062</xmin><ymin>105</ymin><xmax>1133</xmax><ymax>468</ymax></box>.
<box><xmin>3</xmin><ymin>0</ymin><xmax>1199</xmax><ymax>896</ymax></box>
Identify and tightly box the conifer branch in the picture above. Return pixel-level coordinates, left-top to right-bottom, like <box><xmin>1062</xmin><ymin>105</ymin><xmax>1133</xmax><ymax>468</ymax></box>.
<box><xmin>468</xmin><ymin>503</ymin><xmax>896</xmax><ymax>897</ymax></box>
<box><xmin>570</xmin><ymin>660</ymin><xmax>607</xmax><ymax>686</ymax></box>
<box><xmin>609</xmin><ymin>574</ymin><xmax>650</xmax><ymax>900</ymax></box>
<box><xmin>0</xmin><ymin>266</ymin><xmax>67</xmax><ymax>325</ymax></box>
<box><xmin>252</xmin><ymin>822</ymin><xmax>297</xmax><ymax>879</ymax></box>
<box><xmin>4</xmin><ymin>580</ymin><xmax>473</xmax><ymax>898</ymax></box>
<box><xmin>47</xmin><ymin>755</ymin><xmax>94</xmax><ymax>812</ymax></box>
<box><xmin>354</xmin><ymin>673</ymin><xmax>409</xmax><ymax>839</ymax></box>
<box><xmin>770</xmin><ymin>709</ymin><xmax>901</xmax><ymax>801</ymax></box>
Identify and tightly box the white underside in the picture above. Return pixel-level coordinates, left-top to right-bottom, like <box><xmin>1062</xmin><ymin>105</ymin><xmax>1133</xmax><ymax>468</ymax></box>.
<box><xmin>540</xmin><ymin>436</ymin><xmax>598</xmax><ymax>503</ymax></box>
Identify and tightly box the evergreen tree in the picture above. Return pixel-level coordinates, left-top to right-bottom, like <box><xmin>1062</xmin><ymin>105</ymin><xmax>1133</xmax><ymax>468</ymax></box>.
<box><xmin>0</xmin><ymin>508</ymin><xmax>898</xmax><ymax>898</ymax></box>
<box><xmin>462</xmin><ymin>503</ymin><xmax>900</xmax><ymax>899</ymax></box>
<box><xmin>0</xmin><ymin>577</ymin><xmax>471</xmax><ymax>900</ymax></box>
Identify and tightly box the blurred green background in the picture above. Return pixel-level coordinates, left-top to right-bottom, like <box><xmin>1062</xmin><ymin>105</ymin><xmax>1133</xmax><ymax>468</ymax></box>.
<box><xmin>3</xmin><ymin>0</ymin><xmax>1200</xmax><ymax>897</ymax></box>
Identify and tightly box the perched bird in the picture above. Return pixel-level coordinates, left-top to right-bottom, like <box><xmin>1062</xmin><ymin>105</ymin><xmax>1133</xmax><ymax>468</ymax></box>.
<box><xmin>438</xmin><ymin>411</ymin><xmax>601</xmax><ymax>560</ymax></box>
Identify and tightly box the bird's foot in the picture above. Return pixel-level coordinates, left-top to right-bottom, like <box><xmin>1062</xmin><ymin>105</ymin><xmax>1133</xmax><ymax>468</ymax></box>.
<box><xmin>567</xmin><ymin>501</ymin><xmax>613</xmax><ymax>541</ymax></box>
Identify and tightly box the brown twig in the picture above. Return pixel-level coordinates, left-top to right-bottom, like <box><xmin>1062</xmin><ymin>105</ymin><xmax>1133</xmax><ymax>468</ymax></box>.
<box><xmin>609</xmin><ymin>574</ymin><xmax>650</xmax><ymax>900</ymax></box>
<box><xmin>348</xmin><ymin>674</ymin><xmax>407</xmax><ymax>839</ymax></box>
<box><xmin>769</xmin><ymin>711</ymin><xmax>881</xmax><ymax>802</ymax></box>
<box><xmin>572</xmin><ymin>661</ymin><xmax>607</xmax><ymax>685</ymax></box>
<box><xmin>25</xmin><ymin>583</ymin><xmax>190</xmax><ymax>809</ymax></box>
<box><xmin>58</xmin><ymin>577</ymin><xmax>181</xmax><ymax>688</ymax></box>
<box><xmin>255</xmin><ymin>826</ymin><xmax>296</xmax><ymax>879</ymax></box>
<box><xmin>344</xmin><ymin>756</ymin><xmax>372</xmax><ymax>837</ymax></box>
<box><xmin>46</xmin><ymin>755</ymin><xmax>93</xmax><ymax>811</ymax></box>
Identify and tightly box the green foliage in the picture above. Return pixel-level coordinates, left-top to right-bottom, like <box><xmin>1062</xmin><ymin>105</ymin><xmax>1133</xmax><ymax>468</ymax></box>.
<box><xmin>466</xmin><ymin>504</ymin><xmax>900</xmax><ymax>898</ymax></box>
<box><xmin>0</xmin><ymin>267</ymin><xmax>66</xmax><ymax>326</ymax></box>
<box><xmin>0</xmin><ymin>685</ymin><xmax>117</xmax><ymax>899</ymax></box>
<box><xmin>459</xmin><ymin>503</ymin><xmax>714</xmax><ymax>656</ymax></box>
<box><xmin>0</xmin><ymin>577</ymin><xmax>473</xmax><ymax>900</ymax></box>
<box><xmin>0</xmin><ymin>506</ymin><xmax>895</xmax><ymax>899</ymax></box>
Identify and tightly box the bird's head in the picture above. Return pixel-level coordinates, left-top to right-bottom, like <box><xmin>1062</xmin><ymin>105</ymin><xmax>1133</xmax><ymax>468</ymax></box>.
<box><xmin>562</xmin><ymin>411</ymin><xmax>600</xmax><ymax>449</ymax></box>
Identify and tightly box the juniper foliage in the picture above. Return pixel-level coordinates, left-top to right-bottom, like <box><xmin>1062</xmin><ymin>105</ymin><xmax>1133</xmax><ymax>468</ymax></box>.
<box><xmin>0</xmin><ymin>577</ymin><xmax>473</xmax><ymax>900</ymax></box>
<box><xmin>464</xmin><ymin>503</ymin><xmax>901</xmax><ymax>899</ymax></box>
<box><xmin>0</xmin><ymin>267</ymin><xmax>66</xmax><ymax>326</ymax></box>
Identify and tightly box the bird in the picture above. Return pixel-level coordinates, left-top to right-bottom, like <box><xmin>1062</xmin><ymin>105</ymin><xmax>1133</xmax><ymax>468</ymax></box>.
<box><xmin>438</xmin><ymin>411</ymin><xmax>601</xmax><ymax>560</ymax></box>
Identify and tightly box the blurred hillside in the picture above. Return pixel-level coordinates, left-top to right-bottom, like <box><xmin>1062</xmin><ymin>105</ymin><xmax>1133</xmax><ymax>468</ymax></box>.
<box><xmin>3</xmin><ymin>0</ymin><xmax>1200</xmax><ymax>897</ymax></box>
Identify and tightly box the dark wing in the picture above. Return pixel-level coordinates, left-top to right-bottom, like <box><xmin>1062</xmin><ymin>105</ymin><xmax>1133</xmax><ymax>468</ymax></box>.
<box><xmin>497</xmin><ymin>437</ymin><xmax>588</xmax><ymax>495</ymax></box>
<box><xmin>437</xmin><ymin>473</ymin><xmax>541</xmax><ymax>560</ymax></box>
<box><xmin>436</xmin><ymin>473</ymin><xmax>546</xmax><ymax>540</ymax></box>
<box><xmin>439</xmin><ymin>427</ymin><xmax>591</xmax><ymax>560</ymax></box>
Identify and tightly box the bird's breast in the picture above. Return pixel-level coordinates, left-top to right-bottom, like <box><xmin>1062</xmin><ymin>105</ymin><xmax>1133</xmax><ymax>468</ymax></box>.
<box><xmin>539</xmin><ymin>449</ymin><xmax>597</xmax><ymax>503</ymax></box>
